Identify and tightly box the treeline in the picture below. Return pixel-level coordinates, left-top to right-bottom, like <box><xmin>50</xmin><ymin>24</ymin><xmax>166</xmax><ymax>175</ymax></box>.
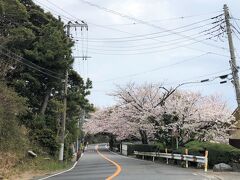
<box><xmin>0</xmin><ymin>0</ymin><xmax>93</xmax><ymax>162</ymax></box>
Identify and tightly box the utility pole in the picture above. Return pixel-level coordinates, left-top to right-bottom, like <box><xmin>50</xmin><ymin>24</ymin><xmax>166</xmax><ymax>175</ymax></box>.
<box><xmin>59</xmin><ymin>21</ymin><xmax>70</xmax><ymax>161</ymax></box>
<box><xmin>76</xmin><ymin>109</ymin><xmax>85</xmax><ymax>152</ymax></box>
<box><xmin>59</xmin><ymin>70</ymin><xmax>68</xmax><ymax>161</ymax></box>
<box><xmin>59</xmin><ymin>21</ymin><xmax>88</xmax><ymax>161</ymax></box>
<box><xmin>224</xmin><ymin>4</ymin><xmax>240</xmax><ymax>108</ymax></box>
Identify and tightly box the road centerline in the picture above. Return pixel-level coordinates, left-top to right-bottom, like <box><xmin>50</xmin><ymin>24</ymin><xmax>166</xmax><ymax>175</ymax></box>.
<box><xmin>95</xmin><ymin>145</ymin><xmax>122</xmax><ymax>180</ymax></box>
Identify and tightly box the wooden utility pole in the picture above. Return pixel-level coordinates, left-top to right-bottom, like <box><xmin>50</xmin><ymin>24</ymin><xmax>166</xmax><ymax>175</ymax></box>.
<box><xmin>224</xmin><ymin>4</ymin><xmax>240</xmax><ymax>108</ymax></box>
<box><xmin>59</xmin><ymin>22</ymin><xmax>71</xmax><ymax>161</ymax></box>
<box><xmin>59</xmin><ymin>21</ymin><xmax>88</xmax><ymax>161</ymax></box>
<box><xmin>76</xmin><ymin>109</ymin><xmax>85</xmax><ymax>152</ymax></box>
<box><xmin>59</xmin><ymin>70</ymin><xmax>68</xmax><ymax>161</ymax></box>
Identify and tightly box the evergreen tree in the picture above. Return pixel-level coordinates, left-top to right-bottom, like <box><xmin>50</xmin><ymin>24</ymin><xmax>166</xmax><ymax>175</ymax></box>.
<box><xmin>0</xmin><ymin>0</ymin><xmax>93</xmax><ymax>158</ymax></box>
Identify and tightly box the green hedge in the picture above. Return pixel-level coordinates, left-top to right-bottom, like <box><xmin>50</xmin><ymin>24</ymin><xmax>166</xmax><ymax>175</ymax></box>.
<box><xmin>121</xmin><ymin>141</ymin><xmax>240</xmax><ymax>168</ymax></box>
<box><xmin>183</xmin><ymin>141</ymin><xmax>240</xmax><ymax>167</ymax></box>
<box><xmin>125</xmin><ymin>143</ymin><xmax>165</xmax><ymax>155</ymax></box>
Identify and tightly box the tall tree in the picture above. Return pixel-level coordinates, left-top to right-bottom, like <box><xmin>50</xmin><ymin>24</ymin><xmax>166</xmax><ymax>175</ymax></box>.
<box><xmin>1</xmin><ymin>0</ymin><xmax>93</xmax><ymax>158</ymax></box>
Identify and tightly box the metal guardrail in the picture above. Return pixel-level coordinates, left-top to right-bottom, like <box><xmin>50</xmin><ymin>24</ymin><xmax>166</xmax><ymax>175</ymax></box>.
<box><xmin>134</xmin><ymin>149</ymin><xmax>208</xmax><ymax>172</ymax></box>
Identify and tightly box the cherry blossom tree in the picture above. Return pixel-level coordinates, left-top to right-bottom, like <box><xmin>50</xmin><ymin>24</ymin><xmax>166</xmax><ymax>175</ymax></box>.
<box><xmin>84</xmin><ymin>83</ymin><xmax>236</xmax><ymax>145</ymax></box>
<box><xmin>83</xmin><ymin>106</ymin><xmax>140</xmax><ymax>141</ymax></box>
<box><xmin>194</xmin><ymin>95</ymin><xmax>236</xmax><ymax>143</ymax></box>
<box><xmin>110</xmin><ymin>83</ymin><xmax>173</xmax><ymax>144</ymax></box>
<box><xmin>163</xmin><ymin>91</ymin><xmax>236</xmax><ymax>145</ymax></box>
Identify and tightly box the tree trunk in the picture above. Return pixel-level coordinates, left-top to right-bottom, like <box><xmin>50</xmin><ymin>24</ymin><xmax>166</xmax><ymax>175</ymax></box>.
<box><xmin>139</xmin><ymin>129</ymin><xmax>148</xmax><ymax>144</ymax></box>
<box><xmin>109</xmin><ymin>135</ymin><xmax>115</xmax><ymax>151</ymax></box>
<box><xmin>40</xmin><ymin>88</ymin><xmax>51</xmax><ymax>115</ymax></box>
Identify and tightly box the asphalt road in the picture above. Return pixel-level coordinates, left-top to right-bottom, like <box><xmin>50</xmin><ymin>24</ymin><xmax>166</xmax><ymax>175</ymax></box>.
<box><xmin>41</xmin><ymin>144</ymin><xmax>225</xmax><ymax>180</ymax></box>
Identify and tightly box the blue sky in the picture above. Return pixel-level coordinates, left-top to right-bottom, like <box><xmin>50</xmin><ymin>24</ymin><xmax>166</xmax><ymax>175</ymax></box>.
<box><xmin>34</xmin><ymin>0</ymin><xmax>240</xmax><ymax>110</ymax></box>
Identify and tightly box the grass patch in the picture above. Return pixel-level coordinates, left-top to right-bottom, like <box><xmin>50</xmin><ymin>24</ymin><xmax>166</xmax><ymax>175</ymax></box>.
<box><xmin>2</xmin><ymin>155</ymin><xmax>74</xmax><ymax>179</ymax></box>
<box><xmin>16</xmin><ymin>156</ymin><xmax>73</xmax><ymax>172</ymax></box>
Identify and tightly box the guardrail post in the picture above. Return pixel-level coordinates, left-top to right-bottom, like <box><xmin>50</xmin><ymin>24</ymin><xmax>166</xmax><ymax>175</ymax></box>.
<box><xmin>185</xmin><ymin>149</ymin><xmax>189</xmax><ymax>168</ymax></box>
<box><xmin>165</xmin><ymin>148</ymin><xmax>168</xmax><ymax>164</ymax></box>
<box><xmin>204</xmin><ymin>150</ymin><xmax>208</xmax><ymax>172</ymax></box>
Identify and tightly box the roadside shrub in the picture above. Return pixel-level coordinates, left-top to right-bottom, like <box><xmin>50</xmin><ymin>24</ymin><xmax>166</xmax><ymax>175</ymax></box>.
<box><xmin>184</xmin><ymin>141</ymin><xmax>240</xmax><ymax>167</ymax></box>
<box><xmin>125</xmin><ymin>143</ymin><xmax>165</xmax><ymax>155</ymax></box>
<box><xmin>30</xmin><ymin>128</ymin><xmax>59</xmax><ymax>156</ymax></box>
<box><xmin>0</xmin><ymin>82</ymin><xmax>27</xmax><ymax>152</ymax></box>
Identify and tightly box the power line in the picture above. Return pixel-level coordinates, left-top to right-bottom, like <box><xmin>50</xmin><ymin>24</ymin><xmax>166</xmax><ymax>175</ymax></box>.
<box><xmin>33</xmin><ymin>0</ymin><xmax>139</xmax><ymax>37</ymax></box>
<box><xmin>80</xmin><ymin>0</ymin><xmax>227</xmax><ymax>51</ymax></box>
<box><xmin>232</xmin><ymin>17</ymin><xmax>240</xmax><ymax>21</ymax></box>
<box><xmin>233</xmin><ymin>19</ymin><xmax>240</xmax><ymax>32</ymax></box>
<box><xmin>233</xmin><ymin>31</ymin><xmax>240</xmax><ymax>41</ymax></box>
<box><xmin>44</xmin><ymin>0</ymin><xmax>209</xmax><ymax>40</ymax></box>
<box><xmin>33</xmin><ymin>0</ymin><xmax>75</xmax><ymax>21</ymax></box>
<box><xmin>94</xmin><ymin>53</ymin><xmax>224</xmax><ymax>83</ymax></box>
<box><xmin>76</xmin><ymin>26</ymin><xmax>208</xmax><ymax>43</ymax></box>
<box><xmin>74</xmin><ymin>39</ymin><xmax>230</xmax><ymax>58</ymax></box>
<box><xmin>99</xmin><ymin>11</ymin><xmax>223</xmax><ymax>26</ymax></box>
<box><xmin>35</xmin><ymin>0</ymin><xmax>231</xmax><ymax>60</ymax></box>
<box><xmin>74</xmin><ymin>19</ymin><xmax>224</xmax><ymax>49</ymax></box>
<box><xmin>4</xmin><ymin>6</ymin><xmax>227</xmax><ymax>55</ymax></box>
<box><xmin>44</xmin><ymin>0</ymin><xmax>82</xmax><ymax>20</ymax></box>
<box><xmin>165</xmin><ymin>69</ymin><xmax>231</xmax><ymax>86</ymax></box>
<box><xmin>81</xmin><ymin>29</ymin><xmax>227</xmax><ymax>50</ymax></box>
<box><xmin>77</xmin><ymin>36</ymin><xmax>211</xmax><ymax>52</ymax></box>
<box><xmin>75</xmin><ymin>43</ymin><xmax>230</xmax><ymax>57</ymax></box>
<box><xmin>83</xmin><ymin>40</ymin><xmax>212</xmax><ymax>55</ymax></box>
<box><xmin>0</xmin><ymin>52</ymin><xmax>63</xmax><ymax>80</ymax></box>
<box><xmin>79</xmin><ymin>18</ymin><xmax>215</xmax><ymax>41</ymax></box>
<box><xmin>0</xmin><ymin>46</ymin><xmax>62</xmax><ymax>76</ymax></box>
<box><xmin>166</xmin><ymin>73</ymin><xmax>231</xmax><ymax>90</ymax></box>
<box><xmin>35</xmin><ymin>0</ymin><xmax>230</xmax><ymax>57</ymax></box>
<box><xmin>36</xmin><ymin>0</ymin><xmax>223</xmax><ymax>39</ymax></box>
<box><xmin>0</xmin><ymin>47</ymin><xmax>64</xmax><ymax>80</ymax></box>
<box><xmin>76</xmin><ymin>30</ymin><xmax>209</xmax><ymax>50</ymax></box>
<box><xmin>41</xmin><ymin>0</ymin><xmax>137</xmax><ymax>36</ymax></box>
<box><xmin>91</xmin><ymin>72</ymin><xmax>231</xmax><ymax>94</ymax></box>
<box><xmin>231</xmin><ymin>24</ymin><xmax>240</xmax><ymax>35</ymax></box>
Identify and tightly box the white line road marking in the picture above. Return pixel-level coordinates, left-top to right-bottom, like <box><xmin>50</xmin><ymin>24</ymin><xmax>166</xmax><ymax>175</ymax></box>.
<box><xmin>196</xmin><ymin>173</ymin><xmax>222</xmax><ymax>180</ymax></box>
<box><xmin>105</xmin><ymin>144</ymin><xmax>222</xmax><ymax>180</ymax></box>
<box><xmin>106</xmin><ymin>145</ymin><xmax>156</xmax><ymax>163</ymax></box>
<box><xmin>38</xmin><ymin>153</ymin><xmax>84</xmax><ymax>180</ymax></box>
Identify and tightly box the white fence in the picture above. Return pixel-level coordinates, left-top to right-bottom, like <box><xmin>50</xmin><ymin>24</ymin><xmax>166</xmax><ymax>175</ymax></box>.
<box><xmin>134</xmin><ymin>149</ymin><xmax>208</xmax><ymax>172</ymax></box>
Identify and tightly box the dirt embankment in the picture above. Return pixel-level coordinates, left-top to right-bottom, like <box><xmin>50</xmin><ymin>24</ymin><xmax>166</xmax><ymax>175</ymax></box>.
<box><xmin>0</xmin><ymin>152</ymin><xmax>45</xmax><ymax>180</ymax></box>
<box><xmin>0</xmin><ymin>152</ymin><xmax>75</xmax><ymax>180</ymax></box>
<box><xmin>0</xmin><ymin>152</ymin><xmax>19</xmax><ymax>178</ymax></box>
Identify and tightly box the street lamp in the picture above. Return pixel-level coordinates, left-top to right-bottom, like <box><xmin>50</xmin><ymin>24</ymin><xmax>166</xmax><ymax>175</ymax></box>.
<box><xmin>170</xmin><ymin>73</ymin><xmax>231</xmax><ymax>93</ymax></box>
